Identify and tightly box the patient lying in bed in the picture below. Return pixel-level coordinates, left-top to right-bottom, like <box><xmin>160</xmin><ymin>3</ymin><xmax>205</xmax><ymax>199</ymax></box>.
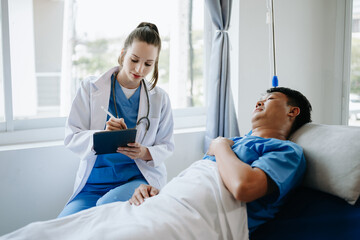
<box><xmin>129</xmin><ymin>87</ymin><xmax>312</xmax><ymax>235</ymax></box>
<box><xmin>0</xmin><ymin>87</ymin><xmax>312</xmax><ymax>240</ymax></box>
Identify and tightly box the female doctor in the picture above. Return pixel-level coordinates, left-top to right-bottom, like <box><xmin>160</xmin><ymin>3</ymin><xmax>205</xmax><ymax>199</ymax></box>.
<box><xmin>58</xmin><ymin>22</ymin><xmax>174</xmax><ymax>217</ymax></box>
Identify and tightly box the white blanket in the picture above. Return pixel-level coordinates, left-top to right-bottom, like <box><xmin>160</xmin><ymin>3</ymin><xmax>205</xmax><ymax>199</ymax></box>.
<box><xmin>1</xmin><ymin>160</ymin><xmax>249</xmax><ymax>240</ymax></box>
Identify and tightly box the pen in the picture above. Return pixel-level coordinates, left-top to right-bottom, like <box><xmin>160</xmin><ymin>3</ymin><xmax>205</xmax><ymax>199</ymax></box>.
<box><xmin>101</xmin><ymin>106</ymin><xmax>116</xmax><ymax>119</ymax></box>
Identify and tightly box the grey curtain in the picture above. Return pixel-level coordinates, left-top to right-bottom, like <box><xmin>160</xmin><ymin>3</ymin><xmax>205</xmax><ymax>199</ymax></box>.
<box><xmin>204</xmin><ymin>0</ymin><xmax>239</xmax><ymax>153</ymax></box>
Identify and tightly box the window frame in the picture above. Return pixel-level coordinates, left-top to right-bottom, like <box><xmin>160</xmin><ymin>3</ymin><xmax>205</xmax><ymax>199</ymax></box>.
<box><xmin>0</xmin><ymin>0</ymin><xmax>208</xmax><ymax>146</ymax></box>
<box><xmin>343</xmin><ymin>0</ymin><xmax>360</xmax><ymax>126</ymax></box>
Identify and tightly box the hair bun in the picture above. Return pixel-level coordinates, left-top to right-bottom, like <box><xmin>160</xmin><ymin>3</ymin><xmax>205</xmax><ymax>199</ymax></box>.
<box><xmin>137</xmin><ymin>22</ymin><xmax>159</xmax><ymax>34</ymax></box>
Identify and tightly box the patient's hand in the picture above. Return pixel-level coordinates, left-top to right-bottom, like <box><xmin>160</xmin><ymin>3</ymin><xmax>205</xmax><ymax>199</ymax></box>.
<box><xmin>207</xmin><ymin>137</ymin><xmax>234</xmax><ymax>156</ymax></box>
<box><xmin>129</xmin><ymin>184</ymin><xmax>159</xmax><ymax>206</ymax></box>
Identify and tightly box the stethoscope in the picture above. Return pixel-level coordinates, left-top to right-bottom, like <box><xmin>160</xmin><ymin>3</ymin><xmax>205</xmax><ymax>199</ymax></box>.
<box><xmin>112</xmin><ymin>72</ymin><xmax>150</xmax><ymax>140</ymax></box>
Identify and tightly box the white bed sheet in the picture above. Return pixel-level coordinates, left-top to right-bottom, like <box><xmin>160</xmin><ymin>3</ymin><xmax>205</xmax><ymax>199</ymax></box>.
<box><xmin>0</xmin><ymin>160</ymin><xmax>249</xmax><ymax>240</ymax></box>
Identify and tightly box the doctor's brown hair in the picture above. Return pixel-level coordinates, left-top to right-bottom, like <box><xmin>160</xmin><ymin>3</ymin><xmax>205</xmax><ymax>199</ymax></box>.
<box><xmin>118</xmin><ymin>22</ymin><xmax>161</xmax><ymax>90</ymax></box>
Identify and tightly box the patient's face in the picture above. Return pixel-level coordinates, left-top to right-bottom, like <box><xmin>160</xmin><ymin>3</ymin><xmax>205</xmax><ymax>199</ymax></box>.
<box><xmin>252</xmin><ymin>92</ymin><xmax>292</xmax><ymax>128</ymax></box>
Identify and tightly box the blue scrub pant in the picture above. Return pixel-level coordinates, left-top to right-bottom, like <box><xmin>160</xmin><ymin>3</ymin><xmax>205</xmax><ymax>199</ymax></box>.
<box><xmin>57</xmin><ymin>178</ymin><xmax>147</xmax><ymax>218</ymax></box>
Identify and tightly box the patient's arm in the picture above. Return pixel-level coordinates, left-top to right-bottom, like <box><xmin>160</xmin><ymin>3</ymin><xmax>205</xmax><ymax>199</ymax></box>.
<box><xmin>207</xmin><ymin>137</ymin><xmax>272</xmax><ymax>202</ymax></box>
<box><xmin>129</xmin><ymin>184</ymin><xmax>159</xmax><ymax>206</ymax></box>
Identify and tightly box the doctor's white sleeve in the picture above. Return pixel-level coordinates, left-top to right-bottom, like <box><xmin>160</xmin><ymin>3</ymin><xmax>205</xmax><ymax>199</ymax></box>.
<box><xmin>64</xmin><ymin>78</ymin><xmax>98</xmax><ymax>161</ymax></box>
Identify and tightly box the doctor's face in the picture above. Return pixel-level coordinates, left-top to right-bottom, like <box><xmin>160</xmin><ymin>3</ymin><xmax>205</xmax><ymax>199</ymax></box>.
<box><xmin>119</xmin><ymin>40</ymin><xmax>158</xmax><ymax>89</ymax></box>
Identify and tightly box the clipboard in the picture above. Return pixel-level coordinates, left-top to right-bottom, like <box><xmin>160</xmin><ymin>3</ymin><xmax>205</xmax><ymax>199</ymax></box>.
<box><xmin>93</xmin><ymin>128</ymin><xmax>137</xmax><ymax>155</ymax></box>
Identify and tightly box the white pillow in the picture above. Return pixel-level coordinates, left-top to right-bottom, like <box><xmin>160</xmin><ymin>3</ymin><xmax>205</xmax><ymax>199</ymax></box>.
<box><xmin>290</xmin><ymin>123</ymin><xmax>360</xmax><ymax>205</ymax></box>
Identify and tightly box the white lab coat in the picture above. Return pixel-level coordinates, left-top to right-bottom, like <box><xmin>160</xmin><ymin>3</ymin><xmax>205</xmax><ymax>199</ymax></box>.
<box><xmin>64</xmin><ymin>66</ymin><xmax>175</xmax><ymax>203</ymax></box>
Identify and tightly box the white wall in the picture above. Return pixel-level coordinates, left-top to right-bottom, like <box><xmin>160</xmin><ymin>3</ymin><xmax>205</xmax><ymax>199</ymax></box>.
<box><xmin>232</xmin><ymin>0</ymin><xmax>348</xmax><ymax>135</ymax></box>
<box><xmin>0</xmin><ymin>143</ymin><xmax>78</xmax><ymax>235</ymax></box>
<box><xmin>0</xmin><ymin>129</ymin><xmax>205</xmax><ymax>235</ymax></box>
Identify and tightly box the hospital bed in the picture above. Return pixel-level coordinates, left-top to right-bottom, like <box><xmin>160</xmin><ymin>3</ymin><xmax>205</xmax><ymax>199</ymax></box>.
<box><xmin>252</xmin><ymin>123</ymin><xmax>360</xmax><ymax>239</ymax></box>
<box><xmin>1</xmin><ymin>123</ymin><xmax>359</xmax><ymax>240</ymax></box>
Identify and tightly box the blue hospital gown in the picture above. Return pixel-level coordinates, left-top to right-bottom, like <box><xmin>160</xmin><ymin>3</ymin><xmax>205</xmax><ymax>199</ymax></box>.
<box><xmin>203</xmin><ymin>135</ymin><xmax>306</xmax><ymax>233</ymax></box>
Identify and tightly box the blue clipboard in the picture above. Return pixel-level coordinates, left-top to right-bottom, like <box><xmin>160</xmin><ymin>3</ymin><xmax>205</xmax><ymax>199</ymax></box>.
<box><xmin>93</xmin><ymin>128</ymin><xmax>137</xmax><ymax>155</ymax></box>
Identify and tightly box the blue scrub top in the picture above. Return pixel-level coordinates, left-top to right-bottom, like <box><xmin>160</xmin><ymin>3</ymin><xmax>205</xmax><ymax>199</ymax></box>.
<box><xmin>108</xmin><ymin>75</ymin><xmax>141</xmax><ymax>129</ymax></box>
<box><xmin>87</xmin><ymin>76</ymin><xmax>143</xmax><ymax>185</ymax></box>
<box><xmin>203</xmin><ymin>134</ymin><xmax>306</xmax><ymax>233</ymax></box>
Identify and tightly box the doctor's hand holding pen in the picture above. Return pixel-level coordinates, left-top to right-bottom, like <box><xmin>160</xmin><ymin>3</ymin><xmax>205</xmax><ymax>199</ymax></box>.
<box><xmin>105</xmin><ymin>117</ymin><xmax>127</xmax><ymax>131</ymax></box>
<box><xmin>102</xmin><ymin>105</ymin><xmax>127</xmax><ymax>131</ymax></box>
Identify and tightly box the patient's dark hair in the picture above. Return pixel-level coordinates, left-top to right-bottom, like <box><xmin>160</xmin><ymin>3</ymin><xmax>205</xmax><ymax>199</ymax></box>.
<box><xmin>267</xmin><ymin>87</ymin><xmax>312</xmax><ymax>135</ymax></box>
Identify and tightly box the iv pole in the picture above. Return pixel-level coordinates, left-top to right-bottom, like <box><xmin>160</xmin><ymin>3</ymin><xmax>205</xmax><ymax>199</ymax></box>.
<box><xmin>269</xmin><ymin>0</ymin><xmax>278</xmax><ymax>87</ymax></box>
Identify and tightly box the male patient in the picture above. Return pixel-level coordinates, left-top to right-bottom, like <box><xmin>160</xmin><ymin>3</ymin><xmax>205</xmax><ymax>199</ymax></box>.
<box><xmin>129</xmin><ymin>87</ymin><xmax>312</xmax><ymax>234</ymax></box>
<box><xmin>0</xmin><ymin>87</ymin><xmax>312</xmax><ymax>240</ymax></box>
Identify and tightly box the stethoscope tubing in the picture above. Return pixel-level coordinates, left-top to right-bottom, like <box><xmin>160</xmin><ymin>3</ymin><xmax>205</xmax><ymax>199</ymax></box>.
<box><xmin>112</xmin><ymin>73</ymin><xmax>150</xmax><ymax>140</ymax></box>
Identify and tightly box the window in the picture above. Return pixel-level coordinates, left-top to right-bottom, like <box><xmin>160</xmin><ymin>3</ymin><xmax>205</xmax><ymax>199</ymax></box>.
<box><xmin>0</xmin><ymin>0</ymin><xmax>206</xmax><ymax>145</ymax></box>
<box><xmin>350</xmin><ymin>0</ymin><xmax>360</xmax><ymax>126</ymax></box>
<box><xmin>0</xmin><ymin>23</ymin><xmax>4</xmax><ymax>124</ymax></box>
